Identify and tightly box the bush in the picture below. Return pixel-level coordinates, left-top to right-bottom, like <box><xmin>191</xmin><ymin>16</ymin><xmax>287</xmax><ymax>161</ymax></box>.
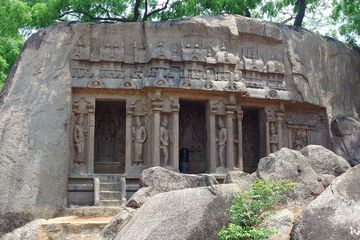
<box><xmin>218</xmin><ymin>179</ymin><xmax>295</xmax><ymax>240</ymax></box>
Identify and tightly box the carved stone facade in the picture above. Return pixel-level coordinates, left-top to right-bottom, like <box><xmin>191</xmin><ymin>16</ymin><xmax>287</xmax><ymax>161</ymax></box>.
<box><xmin>68</xmin><ymin>26</ymin><xmax>329</xmax><ymax>179</ymax></box>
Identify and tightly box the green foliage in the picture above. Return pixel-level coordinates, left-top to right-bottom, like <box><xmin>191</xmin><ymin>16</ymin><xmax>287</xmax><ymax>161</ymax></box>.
<box><xmin>0</xmin><ymin>0</ymin><xmax>29</xmax><ymax>91</ymax></box>
<box><xmin>332</xmin><ymin>0</ymin><xmax>360</xmax><ymax>44</ymax></box>
<box><xmin>218</xmin><ymin>179</ymin><xmax>295</xmax><ymax>240</ymax></box>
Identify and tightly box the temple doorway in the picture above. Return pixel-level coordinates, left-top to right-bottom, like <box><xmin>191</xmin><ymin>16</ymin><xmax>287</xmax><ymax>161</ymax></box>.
<box><xmin>179</xmin><ymin>100</ymin><xmax>207</xmax><ymax>173</ymax></box>
<box><xmin>242</xmin><ymin>108</ymin><xmax>266</xmax><ymax>173</ymax></box>
<box><xmin>94</xmin><ymin>100</ymin><xmax>126</xmax><ymax>173</ymax></box>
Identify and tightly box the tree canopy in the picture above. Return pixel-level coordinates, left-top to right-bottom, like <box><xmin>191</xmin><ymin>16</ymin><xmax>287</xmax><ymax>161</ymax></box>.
<box><xmin>0</xmin><ymin>0</ymin><xmax>359</xmax><ymax>91</ymax></box>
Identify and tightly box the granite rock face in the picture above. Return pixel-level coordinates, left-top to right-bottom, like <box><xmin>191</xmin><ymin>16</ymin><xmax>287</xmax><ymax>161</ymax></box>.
<box><xmin>1</xmin><ymin>219</ymin><xmax>46</xmax><ymax>240</ymax></box>
<box><xmin>116</xmin><ymin>184</ymin><xmax>239</xmax><ymax>240</ymax></box>
<box><xmin>0</xmin><ymin>15</ymin><xmax>359</xmax><ymax>235</ymax></box>
<box><xmin>331</xmin><ymin>115</ymin><xmax>360</xmax><ymax>166</ymax></box>
<box><xmin>291</xmin><ymin>165</ymin><xmax>360</xmax><ymax>240</ymax></box>
<box><xmin>0</xmin><ymin>24</ymin><xmax>75</xmax><ymax>235</ymax></box>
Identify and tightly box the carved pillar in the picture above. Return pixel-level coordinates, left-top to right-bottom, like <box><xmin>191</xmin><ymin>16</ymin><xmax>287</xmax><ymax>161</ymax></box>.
<box><xmin>87</xmin><ymin>108</ymin><xmax>95</xmax><ymax>173</ymax></box>
<box><xmin>152</xmin><ymin>102</ymin><xmax>162</xmax><ymax>167</ymax></box>
<box><xmin>125</xmin><ymin>106</ymin><xmax>134</xmax><ymax>173</ymax></box>
<box><xmin>172</xmin><ymin>106</ymin><xmax>180</xmax><ymax>171</ymax></box>
<box><xmin>265</xmin><ymin>107</ymin><xmax>284</xmax><ymax>155</ymax></box>
<box><xmin>209</xmin><ymin>110</ymin><xmax>217</xmax><ymax>173</ymax></box>
<box><xmin>226</xmin><ymin>105</ymin><xmax>236</xmax><ymax>171</ymax></box>
<box><xmin>237</xmin><ymin>108</ymin><xmax>244</xmax><ymax>171</ymax></box>
<box><xmin>277</xmin><ymin>113</ymin><xmax>284</xmax><ymax>149</ymax></box>
<box><xmin>266</xmin><ymin>113</ymin><xmax>271</xmax><ymax>155</ymax></box>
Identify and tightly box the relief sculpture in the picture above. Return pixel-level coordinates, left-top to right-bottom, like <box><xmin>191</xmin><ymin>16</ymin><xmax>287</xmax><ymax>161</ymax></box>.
<box><xmin>74</xmin><ymin>114</ymin><xmax>86</xmax><ymax>164</ymax></box>
<box><xmin>293</xmin><ymin>129</ymin><xmax>308</xmax><ymax>150</ymax></box>
<box><xmin>217</xmin><ymin>118</ymin><xmax>227</xmax><ymax>168</ymax></box>
<box><xmin>160</xmin><ymin>116</ymin><xmax>170</xmax><ymax>165</ymax></box>
<box><xmin>132</xmin><ymin>116</ymin><xmax>147</xmax><ymax>166</ymax></box>
<box><xmin>269</xmin><ymin>122</ymin><xmax>279</xmax><ymax>153</ymax></box>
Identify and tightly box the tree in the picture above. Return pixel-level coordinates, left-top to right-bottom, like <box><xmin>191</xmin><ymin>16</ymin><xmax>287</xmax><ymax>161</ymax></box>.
<box><xmin>0</xmin><ymin>0</ymin><xmax>32</xmax><ymax>90</ymax></box>
<box><xmin>332</xmin><ymin>0</ymin><xmax>360</xmax><ymax>44</ymax></box>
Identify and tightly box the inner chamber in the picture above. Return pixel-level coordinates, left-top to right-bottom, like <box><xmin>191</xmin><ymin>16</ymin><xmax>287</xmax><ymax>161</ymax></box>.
<box><xmin>179</xmin><ymin>100</ymin><xmax>207</xmax><ymax>174</ymax></box>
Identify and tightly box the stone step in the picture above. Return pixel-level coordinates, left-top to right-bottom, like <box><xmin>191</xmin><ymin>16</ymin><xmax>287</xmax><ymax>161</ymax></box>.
<box><xmin>57</xmin><ymin>206</ymin><xmax>124</xmax><ymax>217</ymax></box>
<box><xmin>97</xmin><ymin>200</ymin><xmax>124</xmax><ymax>207</ymax></box>
<box><xmin>41</xmin><ymin>216</ymin><xmax>112</xmax><ymax>240</ymax></box>
<box><xmin>100</xmin><ymin>182</ymin><xmax>122</xmax><ymax>191</ymax></box>
<box><xmin>99</xmin><ymin>191</ymin><xmax>124</xmax><ymax>200</ymax></box>
<box><xmin>98</xmin><ymin>175</ymin><xmax>125</xmax><ymax>182</ymax></box>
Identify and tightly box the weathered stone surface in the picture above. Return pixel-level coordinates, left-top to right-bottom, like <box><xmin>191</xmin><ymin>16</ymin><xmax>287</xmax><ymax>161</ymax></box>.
<box><xmin>116</xmin><ymin>184</ymin><xmax>240</xmax><ymax>240</ymax></box>
<box><xmin>57</xmin><ymin>206</ymin><xmax>125</xmax><ymax>217</ymax></box>
<box><xmin>257</xmin><ymin>148</ymin><xmax>321</xmax><ymax>202</ymax></box>
<box><xmin>101</xmin><ymin>208</ymin><xmax>136</xmax><ymax>240</ymax></box>
<box><xmin>223</xmin><ymin>171</ymin><xmax>254</xmax><ymax>190</ymax></box>
<box><xmin>331</xmin><ymin>115</ymin><xmax>360</xmax><ymax>166</ymax></box>
<box><xmin>1</xmin><ymin>219</ymin><xmax>46</xmax><ymax>240</ymax></box>
<box><xmin>141</xmin><ymin>167</ymin><xmax>219</xmax><ymax>191</ymax></box>
<box><xmin>260</xmin><ymin>209</ymin><xmax>295</xmax><ymax>240</ymax></box>
<box><xmin>300</xmin><ymin>145</ymin><xmax>351</xmax><ymax>176</ymax></box>
<box><xmin>126</xmin><ymin>187</ymin><xmax>153</xmax><ymax>208</ymax></box>
<box><xmin>291</xmin><ymin>164</ymin><xmax>360</xmax><ymax>240</ymax></box>
<box><xmin>0</xmin><ymin>24</ymin><xmax>75</xmax><ymax>233</ymax></box>
<box><xmin>319</xmin><ymin>174</ymin><xmax>336</xmax><ymax>188</ymax></box>
<box><xmin>126</xmin><ymin>167</ymin><xmax>219</xmax><ymax>208</ymax></box>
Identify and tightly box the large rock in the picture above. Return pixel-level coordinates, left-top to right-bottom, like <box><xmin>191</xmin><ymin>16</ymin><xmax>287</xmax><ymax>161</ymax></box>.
<box><xmin>291</xmin><ymin>164</ymin><xmax>360</xmax><ymax>240</ymax></box>
<box><xmin>127</xmin><ymin>167</ymin><xmax>219</xmax><ymax>208</ymax></box>
<box><xmin>331</xmin><ymin>115</ymin><xmax>360</xmax><ymax>166</ymax></box>
<box><xmin>116</xmin><ymin>184</ymin><xmax>241</xmax><ymax>240</ymax></box>
<box><xmin>260</xmin><ymin>209</ymin><xmax>295</xmax><ymax>240</ymax></box>
<box><xmin>141</xmin><ymin>166</ymin><xmax>219</xmax><ymax>191</ymax></box>
<box><xmin>257</xmin><ymin>148</ymin><xmax>321</xmax><ymax>203</ymax></box>
<box><xmin>300</xmin><ymin>145</ymin><xmax>350</xmax><ymax>176</ymax></box>
<box><xmin>101</xmin><ymin>208</ymin><xmax>136</xmax><ymax>240</ymax></box>
<box><xmin>0</xmin><ymin>24</ymin><xmax>75</xmax><ymax>233</ymax></box>
<box><xmin>1</xmin><ymin>219</ymin><xmax>46</xmax><ymax>240</ymax></box>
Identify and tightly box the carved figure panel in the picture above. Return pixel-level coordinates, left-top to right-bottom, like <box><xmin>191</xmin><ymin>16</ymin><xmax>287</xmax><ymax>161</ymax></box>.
<box><xmin>285</xmin><ymin>112</ymin><xmax>323</xmax><ymax>150</ymax></box>
<box><xmin>217</xmin><ymin>116</ymin><xmax>227</xmax><ymax>168</ymax></box>
<box><xmin>160</xmin><ymin>115</ymin><xmax>171</xmax><ymax>165</ymax></box>
<box><xmin>72</xmin><ymin>98</ymin><xmax>93</xmax><ymax>165</ymax></box>
<box><xmin>132</xmin><ymin>116</ymin><xmax>147</xmax><ymax>166</ymax></box>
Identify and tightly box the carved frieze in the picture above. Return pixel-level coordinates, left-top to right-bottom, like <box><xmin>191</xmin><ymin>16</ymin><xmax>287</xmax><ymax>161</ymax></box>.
<box><xmin>70</xmin><ymin>37</ymin><xmax>288</xmax><ymax>95</ymax></box>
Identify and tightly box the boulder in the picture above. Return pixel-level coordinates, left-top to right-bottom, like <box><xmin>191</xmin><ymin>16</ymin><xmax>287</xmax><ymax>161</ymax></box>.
<box><xmin>223</xmin><ymin>171</ymin><xmax>254</xmax><ymax>190</ymax></box>
<box><xmin>126</xmin><ymin>187</ymin><xmax>153</xmax><ymax>208</ymax></box>
<box><xmin>257</xmin><ymin>148</ymin><xmax>322</xmax><ymax>203</ymax></box>
<box><xmin>300</xmin><ymin>145</ymin><xmax>350</xmax><ymax>176</ymax></box>
<box><xmin>319</xmin><ymin>174</ymin><xmax>336</xmax><ymax>188</ymax></box>
<box><xmin>260</xmin><ymin>209</ymin><xmax>295</xmax><ymax>240</ymax></box>
<box><xmin>291</xmin><ymin>164</ymin><xmax>360</xmax><ymax>240</ymax></box>
<box><xmin>141</xmin><ymin>167</ymin><xmax>218</xmax><ymax>192</ymax></box>
<box><xmin>126</xmin><ymin>167</ymin><xmax>219</xmax><ymax>208</ymax></box>
<box><xmin>116</xmin><ymin>184</ymin><xmax>240</xmax><ymax>240</ymax></box>
<box><xmin>1</xmin><ymin>219</ymin><xmax>46</xmax><ymax>240</ymax></box>
<box><xmin>331</xmin><ymin>115</ymin><xmax>360</xmax><ymax>166</ymax></box>
<box><xmin>101</xmin><ymin>208</ymin><xmax>136</xmax><ymax>240</ymax></box>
